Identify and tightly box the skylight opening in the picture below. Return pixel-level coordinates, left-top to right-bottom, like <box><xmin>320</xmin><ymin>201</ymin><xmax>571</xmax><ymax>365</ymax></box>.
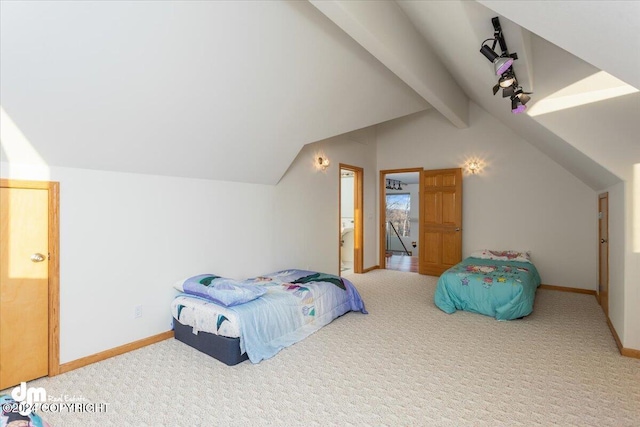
<box><xmin>527</xmin><ymin>71</ymin><xmax>638</xmax><ymax>117</ymax></box>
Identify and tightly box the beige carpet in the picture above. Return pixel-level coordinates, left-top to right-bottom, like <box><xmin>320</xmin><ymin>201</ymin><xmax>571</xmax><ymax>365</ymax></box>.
<box><xmin>14</xmin><ymin>270</ymin><xmax>640</xmax><ymax>426</ymax></box>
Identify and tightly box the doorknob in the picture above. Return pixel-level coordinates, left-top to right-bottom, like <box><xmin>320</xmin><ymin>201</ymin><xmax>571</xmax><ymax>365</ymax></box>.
<box><xmin>600</xmin><ymin>239</ymin><xmax>607</xmax><ymax>244</ymax></box>
<box><xmin>455</xmin><ymin>228</ymin><xmax>460</xmax><ymax>231</ymax></box>
<box><xmin>31</xmin><ymin>253</ymin><xmax>46</xmax><ymax>262</ymax></box>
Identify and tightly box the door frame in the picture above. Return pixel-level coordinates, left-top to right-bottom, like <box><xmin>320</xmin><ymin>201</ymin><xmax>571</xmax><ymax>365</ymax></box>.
<box><xmin>379</xmin><ymin>168</ymin><xmax>423</xmax><ymax>269</ymax></box>
<box><xmin>1</xmin><ymin>179</ymin><xmax>60</xmax><ymax>377</ymax></box>
<box><xmin>339</xmin><ymin>164</ymin><xmax>364</xmax><ymax>274</ymax></box>
<box><xmin>598</xmin><ymin>192</ymin><xmax>609</xmax><ymax>315</ymax></box>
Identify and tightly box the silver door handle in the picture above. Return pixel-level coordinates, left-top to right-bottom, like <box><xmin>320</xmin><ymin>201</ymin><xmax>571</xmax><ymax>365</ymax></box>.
<box><xmin>455</xmin><ymin>228</ymin><xmax>460</xmax><ymax>231</ymax></box>
<box><xmin>601</xmin><ymin>239</ymin><xmax>607</xmax><ymax>244</ymax></box>
<box><xmin>31</xmin><ymin>253</ymin><xmax>46</xmax><ymax>262</ymax></box>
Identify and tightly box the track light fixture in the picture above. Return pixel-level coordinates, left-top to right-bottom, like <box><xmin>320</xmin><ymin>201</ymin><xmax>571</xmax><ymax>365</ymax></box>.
<box><xmin>480</xmin><ymin>17</ymin><xmax>532</xmax><ymax>114</ymax></box>
<box><xmin>480</xmin><ymin>46</ymin><xmax>514</xmax><ymax>76</ymax></box>
<box><xmin>510</xmin><ymin>87</ymin><xmax>532</xmax><ymax>113</ymax></box>
<box><xmin>385</xmin><ymin>179</ymin><xmax>404</xmax><ymax>191</ymax></box>
<box><xmin>499</xmin><ymin>72</ymin><xmax>516</xmax><ymax>88</ymax></box>
<box><xmin>511</xmin><ymin>97</ymin><xmax>526</xmax><ymax>114</ymax></box>
<box><xmin>480</xmin><ymin>17</ymin><xmax>516</xmax><ymax>76</ymax></box>
<box><xmin>493</xmin><ymin>71</ymin><xmax>517</xmax><ymax>95</ymax></box>
<box><xmin>502</xmin><ymin>84</ymin><xmax>516</xmax><ymax>98</ymax></box>
<box><xmin>514</xmin><ymin>88</ymin><xmax>531</xmax><ymax>105</ymax></box>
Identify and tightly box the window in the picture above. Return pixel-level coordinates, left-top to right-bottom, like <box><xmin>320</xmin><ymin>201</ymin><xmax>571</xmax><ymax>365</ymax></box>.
<box><xmin>386</xmin><ymin>193</ymin><xmax>411</xmax><ymax>237</ymax></box>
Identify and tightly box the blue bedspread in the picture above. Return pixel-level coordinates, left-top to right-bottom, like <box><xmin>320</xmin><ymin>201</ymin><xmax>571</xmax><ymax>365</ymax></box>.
<box><xmin>183</xmin><ymin>269</ymin><xmax>367</xmax><ymax>363</ymax></box>
<box><xmin>434</xmin><ymin>258</ymin><xmax>541</xmax><ymax>320</ymax></box>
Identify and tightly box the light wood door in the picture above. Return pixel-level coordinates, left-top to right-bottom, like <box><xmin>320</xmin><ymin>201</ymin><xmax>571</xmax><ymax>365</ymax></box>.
<box><xmin>420</xmin><ymin>168</ymin><xmax>462</xmax><ymax>276</ymax></box>
<box><xmin>0</xmin><ymin>187</ymin><xmax>49</xmax><ymax>389</ymax></box>
<box><xmin>598</xmin><ymin>192</ymin><xmax>609</xmax><ymax>316</ymax></box>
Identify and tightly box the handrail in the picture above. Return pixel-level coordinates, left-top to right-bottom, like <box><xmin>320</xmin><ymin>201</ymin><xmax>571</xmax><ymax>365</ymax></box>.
<box><xmin>387</xmin><ymin>221</ymin><xmax>411</xmax><ymax>256</ymax></box>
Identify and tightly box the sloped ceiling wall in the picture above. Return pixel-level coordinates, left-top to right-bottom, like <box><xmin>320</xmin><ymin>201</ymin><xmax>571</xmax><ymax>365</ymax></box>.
<box><xmin>475</xmin><ymin>0</ymin><xmax>640</xmax><ymax>183</ymax></box>
<box><xmin>396</xmin><ymin>0</ymin><xmax>628</xmax><ymax>190</ymax></box>
<box><xmin>477</xmin><ymin>0</ymin><xmax>640</xmax><ymax>90</ymax></box>
<box><xmin>0</xmin><ymin>1</ymin><xmax>429</xmax><ymax>185</ymax></box>
<box><xmin>2</xmin><ymin>0</ymin><xmax>636</xmax><ymax>189</ymax></box>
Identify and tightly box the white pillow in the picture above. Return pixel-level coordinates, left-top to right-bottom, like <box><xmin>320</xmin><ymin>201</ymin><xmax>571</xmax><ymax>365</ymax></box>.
<box><xmin>173</xmin><ymin>279</ymin><xmax>185</xmax><ymax>292</ymax></box>
<box><xmin>469</xmin><ymin>249</ymin><xmax>531</xmax><ymax>263</ymax></box>
<box><xmin>174</xmin><ymin>274</ymin><xmax>224</xmax><ymax>293</ymax></box>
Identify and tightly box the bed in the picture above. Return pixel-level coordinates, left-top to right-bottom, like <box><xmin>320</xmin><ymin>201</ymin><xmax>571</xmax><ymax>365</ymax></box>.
<box><xmin>171</xmin><ymin>269</ymin><xmax>367</xmax><ymax>365</ymax></box>
<box><xmin>434</xmin><ymin>250</ymin><xmax>541</xmax><ymax>320</ymax></box>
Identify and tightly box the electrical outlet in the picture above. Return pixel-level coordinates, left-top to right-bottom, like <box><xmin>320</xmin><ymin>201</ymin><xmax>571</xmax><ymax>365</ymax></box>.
<box><xmin>134</xmin><ymin>305</ymin><xmax>142</xmax><ymax>319</ymax></box>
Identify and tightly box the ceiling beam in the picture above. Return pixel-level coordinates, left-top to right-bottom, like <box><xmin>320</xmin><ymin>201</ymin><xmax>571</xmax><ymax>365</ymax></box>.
<box><xmin>310</xmin><ymin>0</ymin><xmax>469</xmax><ymax>128</ymax></box>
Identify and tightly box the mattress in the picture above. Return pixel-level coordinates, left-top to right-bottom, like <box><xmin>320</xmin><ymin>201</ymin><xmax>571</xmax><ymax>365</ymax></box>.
<box><xmin>171</xmin><ymin>295</ymin><xmax>241</xmax><ymax>338</ymax></box>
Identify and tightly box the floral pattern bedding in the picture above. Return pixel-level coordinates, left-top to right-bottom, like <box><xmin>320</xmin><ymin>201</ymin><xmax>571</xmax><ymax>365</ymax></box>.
<box><xmin>174</xmin><ymin>269</ymin><xmax>367</xmax><ymax>363</ymax></box>
<box><xmin>434</xmin><ymin>257</ymin><xmax>541</xmax><ymax>320</ymax></box>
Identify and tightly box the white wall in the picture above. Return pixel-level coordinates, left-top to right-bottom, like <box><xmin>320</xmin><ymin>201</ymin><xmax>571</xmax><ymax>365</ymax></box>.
<box><xmin>272</xmin><ymin>129</ymin><xmax>378</xmax><ymax>275</ymax></box>
<box><xmin>1</xmin><ymin>162</ymin><xmax>274</xmax><ymax>363</ymax></box>
<box><xmin>518</xmin><ymin>35</ymin><xmax>640</xmax><ymax>350</ymax></box>
<box><xmin>2</xmin><ymin>128</ymin><xmax>377</xmax><ymax>362</ymax></box>
<box><xmin>2</xmin><ymin>99</ymin><xmax>633</xmax><ymax>362</ymax></box>
<box><xmin>376</xmin><ymin>102</ymin><xmax>598</xmax><ymax>289</ymax></box>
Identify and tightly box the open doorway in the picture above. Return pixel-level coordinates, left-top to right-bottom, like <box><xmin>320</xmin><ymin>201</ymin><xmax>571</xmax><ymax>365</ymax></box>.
<box><xmin>339</xmin><ymin>164</ymin><xmax>363</xmax><ymax>276</ymax></box>
<box><xmin>379</xmin><ymin>169</ymin><xmax>421</xmax><ymax>273</ymax></box>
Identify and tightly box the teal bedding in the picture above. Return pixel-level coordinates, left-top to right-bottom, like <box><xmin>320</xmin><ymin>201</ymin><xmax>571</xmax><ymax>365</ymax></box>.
<box><xmin>434</xmin><ymin>257</ymin><xmax>541</xmax><ymax>320</ymax></box>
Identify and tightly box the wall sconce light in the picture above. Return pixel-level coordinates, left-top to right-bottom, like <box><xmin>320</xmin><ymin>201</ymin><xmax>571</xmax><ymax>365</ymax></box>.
<box><xmin>315</xmin><ymin>154</ymin><xmax>330</xmax><ymax>171</ymax></box>
<box><xmin>467</xmin><ymin>160</ymin><xmax>480</xmax><ymax>175</ymax></box>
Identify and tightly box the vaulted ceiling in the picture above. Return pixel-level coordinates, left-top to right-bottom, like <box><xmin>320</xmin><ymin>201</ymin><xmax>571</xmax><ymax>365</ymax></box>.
<box><xmin>0</xmin><ymin>1</ymin><xmax>429</xmax><ymax>184</ymax></box>
<box><xmin>1</xmin><ymin>1</ymin><xmax>638</xmax><ymax>188</ymax></box>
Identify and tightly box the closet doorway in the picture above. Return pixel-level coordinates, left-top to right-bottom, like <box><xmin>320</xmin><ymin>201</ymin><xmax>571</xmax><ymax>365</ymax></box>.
<box><xmin>379</xmin><ymin>168</ymin><xmax>422</xmax><ymax>273</ymax></box>
<box><xmin>598</xmin><ymin>192</ymin><xmax>609</xmax><ymax>316</ymax></box>
<box><xmin>339</xmin><ymin>165</ymin><xmax>363</xmax><ymax>275</ymax></box>
<box><xmin>0</xmin><ymin>179</ymin><xmax>60</xmax><ymax>389</ymax></box>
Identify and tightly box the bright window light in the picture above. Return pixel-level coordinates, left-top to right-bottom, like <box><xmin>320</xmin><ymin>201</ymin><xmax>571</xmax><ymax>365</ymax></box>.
<box><xmin>528</xmin><ymin>71</ymin><xmax>638</xmax><ymax>117</ymax></box>
<box><xmin>0</xmin><ymin>106</ymin><xmax>50</xmax><ymax>179</ymax></box>
<box><xmin>0</xmin><ymin>106</ymin><xmax>47</xmax><ymax>165</ymax></box>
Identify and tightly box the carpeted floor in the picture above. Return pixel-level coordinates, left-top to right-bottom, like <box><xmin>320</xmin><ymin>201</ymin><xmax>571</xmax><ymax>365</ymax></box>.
<box><xmin>13</xmin><ymin>270</ymin><xmax>640</xmax><ymax>426</ymax></box>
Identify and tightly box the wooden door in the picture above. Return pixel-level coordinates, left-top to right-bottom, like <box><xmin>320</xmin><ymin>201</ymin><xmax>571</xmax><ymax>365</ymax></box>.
<box><xmin>420</xmin><ymin>168</ymin><xmax>462</xmax><ymax>276</ymax></box>
<box><xmin>598</xmin><ymin>192</ymin><xmax>609</xmax><ymax>316</ymax></box>
<box><xmin>0</xmin><ymin>187</ymin><xmax>50</xmax><ymax>389</ymax></box>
